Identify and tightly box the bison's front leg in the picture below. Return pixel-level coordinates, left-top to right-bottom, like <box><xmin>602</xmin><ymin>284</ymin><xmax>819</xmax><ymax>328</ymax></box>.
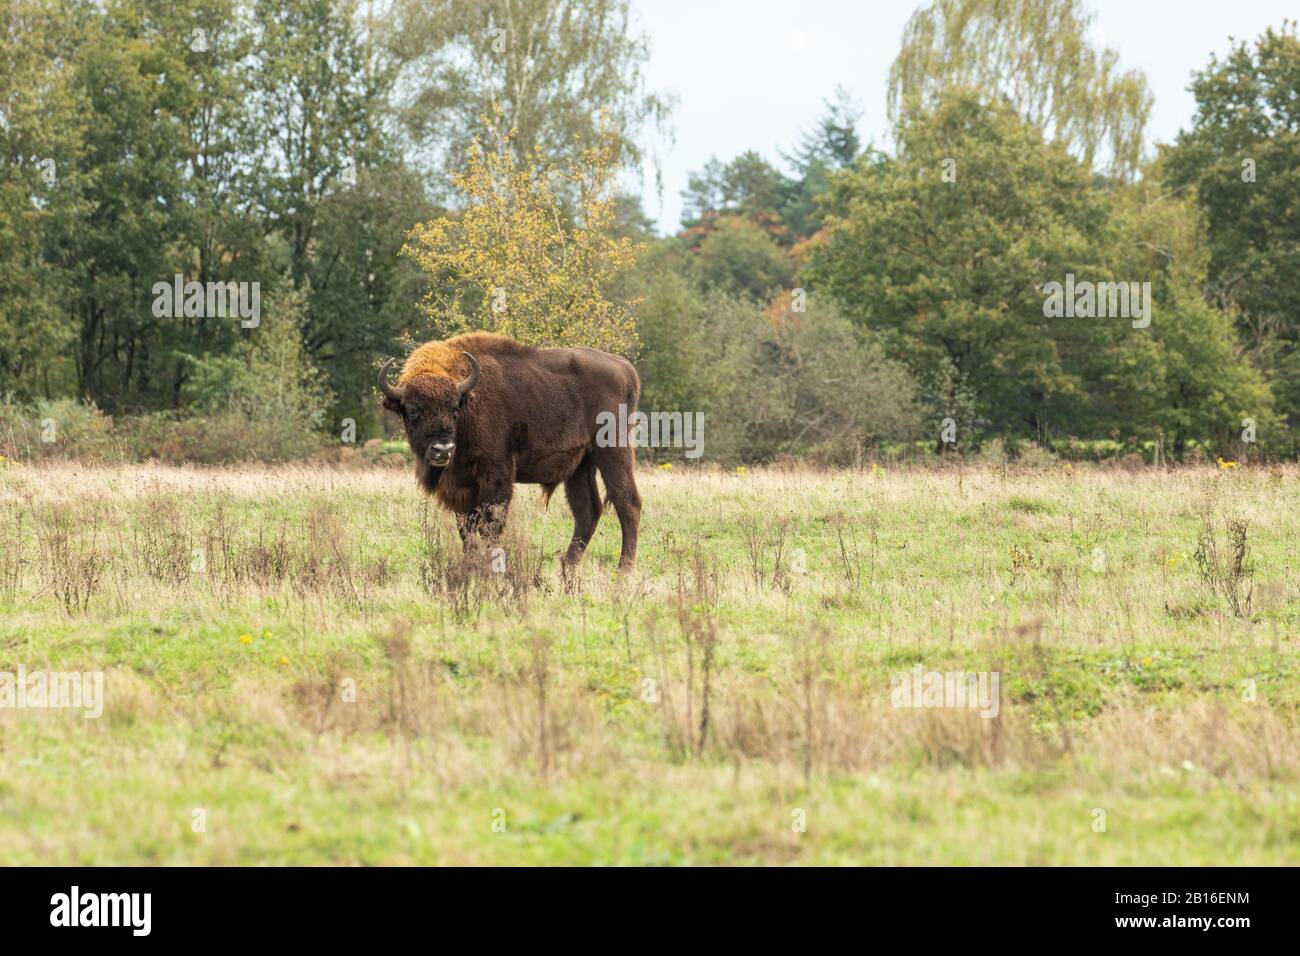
<box><xmin>456</xmin><ymin>479</ymin><xmax>513</xmax><ymax>553</ymax></box>
<box><xmin>453</xmin><ymin>509</ymin><xmax>481</xmax><ymax>545</ymax></box>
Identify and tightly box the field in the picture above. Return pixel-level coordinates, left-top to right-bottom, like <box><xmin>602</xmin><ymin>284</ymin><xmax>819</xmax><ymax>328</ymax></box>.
<box><xmin>1</xmin><ymin>460</ymin><xmax>1297</xmax><ymax>865</ymax></box>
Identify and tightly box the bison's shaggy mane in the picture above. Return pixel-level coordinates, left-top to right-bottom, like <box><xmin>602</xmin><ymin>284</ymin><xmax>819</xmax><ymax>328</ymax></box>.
<box><xmin>399</xmin><ymin>331</ymin><xmax>533</xmax><ymax>383</ymax></box>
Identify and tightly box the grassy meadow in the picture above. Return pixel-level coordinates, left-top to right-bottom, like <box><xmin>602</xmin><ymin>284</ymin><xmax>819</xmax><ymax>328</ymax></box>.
<box><xmin>0</xmin><ymin>459</ymin><xmax>1298</xmax><ymax>865</ymax></box>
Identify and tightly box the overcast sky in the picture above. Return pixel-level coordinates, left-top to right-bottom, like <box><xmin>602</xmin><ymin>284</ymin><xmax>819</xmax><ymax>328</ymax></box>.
<box><xmin>631</xmin><ymin>0</ymin><xmax>1296</xmax><ymax>234</ymax></box>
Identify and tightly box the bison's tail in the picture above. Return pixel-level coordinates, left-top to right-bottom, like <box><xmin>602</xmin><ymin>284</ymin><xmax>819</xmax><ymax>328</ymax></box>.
<box><xmin>623</xmin><ymin>369</ymin><xmax>640</xmax><ymax>477</ymax></box>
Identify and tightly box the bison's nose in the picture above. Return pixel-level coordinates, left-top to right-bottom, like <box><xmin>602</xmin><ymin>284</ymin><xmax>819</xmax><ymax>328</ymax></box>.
<box><xmin>427</xmin><ymin>442</ymin><xmax>454</xmax><ymax>467</ymax></box>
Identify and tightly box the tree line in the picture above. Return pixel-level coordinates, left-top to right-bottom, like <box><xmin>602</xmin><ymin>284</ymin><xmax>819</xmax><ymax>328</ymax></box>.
<box><xmin>1</xmin><ymin>0</ymin><xmax>1297</xmax><ymax>462</ymax></box>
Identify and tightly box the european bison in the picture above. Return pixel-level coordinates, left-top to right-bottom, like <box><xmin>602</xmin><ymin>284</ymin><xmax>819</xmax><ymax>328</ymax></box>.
<box><xmin>378</xmin><ymin>332</ymin><xmax>642</xmax><ymax>570</ymax></box>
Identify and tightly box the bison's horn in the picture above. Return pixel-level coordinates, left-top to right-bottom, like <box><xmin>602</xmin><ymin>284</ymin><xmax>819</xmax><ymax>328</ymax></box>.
<box><xmin>457</xmin><ymin>351</ymin><xmax>481</xmax><ymax>396</ymax></box>
<box><xmin>377</xmin><ymin>358</ymin><xmax>404</xmax><ymax>403</ymax></box>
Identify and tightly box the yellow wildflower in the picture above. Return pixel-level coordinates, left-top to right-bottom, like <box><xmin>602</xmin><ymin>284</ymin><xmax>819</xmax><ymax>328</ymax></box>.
<box><xmin>239</xmin><ymin>634</ymin><xmax>252</xmax><ymax>645</ymax></box>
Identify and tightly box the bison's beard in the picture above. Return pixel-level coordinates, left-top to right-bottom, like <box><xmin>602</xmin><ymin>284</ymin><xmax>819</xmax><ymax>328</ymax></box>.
<box><xmin>414</xmin><ymin>457</ymin><xmax>447</xmax><ymax>495</ymax></box>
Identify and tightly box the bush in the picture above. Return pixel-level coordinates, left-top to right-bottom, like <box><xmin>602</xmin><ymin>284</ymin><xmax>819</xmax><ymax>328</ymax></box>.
<box><xmin>118</xmin><ymin>412</ymin><xmax>326</xmax><ymax>464</ymax></box>
<box><xmin>627</xmin><ymin>255</ymin><xmax>923</xmax><ymax>463</ymax></box>
<box><xmin>403</xmin><ymin>128</ymin><xmax>641</xmax><ymax>355</ymax></box>
<box><xmin>693</xmin><ymin>217</ymin><xmax>794</xmax><ymax>299</ymax></box>
<box><xmin>181</xmin><ymin>285</ymin><xmax>332</xmax><ymax>433</ymax></box>
<box><xmin>0</xmin><ymin>400</ymin><xmax>326</xmax><ymax>466</ymax></box>
<box><xmin>0</xmin><ymin>397</ymin><xmax>127</xmax><ymax>462</ymax></box>
<box><xmin>747</xmin><ymin>298</ymin><xmax>922</xmax><ymax>463</ymax></box>
<box><xmin>1</xmin><ymin>288</ymin><xmax>334</xmax><ymax>465</ymax></box>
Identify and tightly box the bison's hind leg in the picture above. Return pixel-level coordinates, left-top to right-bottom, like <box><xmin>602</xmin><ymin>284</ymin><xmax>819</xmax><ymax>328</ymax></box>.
<box><xmin>562</xmin><ymin>454</ymin><xmax>602</xmax><ymax>566</ymax></box>
<box><xmin>593</xmin><ymin>445</ymin><xmax>640</xmax><ymax>571</ymax></box>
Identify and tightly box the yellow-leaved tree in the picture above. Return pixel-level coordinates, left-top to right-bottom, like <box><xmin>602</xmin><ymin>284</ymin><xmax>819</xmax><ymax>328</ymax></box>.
<box><xmin>403</xmin><ymin>121</ymin><xmax>642</xmax><ymax>355</ymax></box>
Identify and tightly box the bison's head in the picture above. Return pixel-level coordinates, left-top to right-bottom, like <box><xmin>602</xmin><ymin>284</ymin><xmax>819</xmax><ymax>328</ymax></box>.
<box><xmin>378</xmin><ymin>353</ymin><xmax>480</xmax><ymax>478</ymax></box>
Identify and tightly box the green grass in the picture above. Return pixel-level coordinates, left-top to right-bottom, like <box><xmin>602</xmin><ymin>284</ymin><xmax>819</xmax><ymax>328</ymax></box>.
<box><xmin>0</xmin><ymin>460</ymin><xmax>1297</xmax><ymax>864</ymax></box>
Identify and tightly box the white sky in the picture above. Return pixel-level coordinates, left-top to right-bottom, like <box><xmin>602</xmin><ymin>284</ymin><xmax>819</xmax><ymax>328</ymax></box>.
<box><xmin>631</xmin><ymin>0</ymin><xmax>1296</xmax><ymax>234</ymax></box>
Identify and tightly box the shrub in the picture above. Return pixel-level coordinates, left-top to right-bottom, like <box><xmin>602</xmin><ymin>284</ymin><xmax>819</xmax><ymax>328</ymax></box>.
<box><xmin>119</xmin><ymin>412</ymin><xmax>325</xmax><ymax>465</ymax></box>
<box><xmin>403</xmin><ymin>125</ymin><xmax>641</xmax><ymax>355</ymax></box>
<box><xmin>0</xmin><ymin>401</ymin><xmax>326</xmax><ymax>466</ymax></box>
<box><xmin>0</xmin><ymin>396</ymin><xmax>127</xmax><ymax>462</ymax></box>
<box><xmin>627</xmin><ymin>257</ymin><xmax>922</xmax><ymax>463</ymax></box>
